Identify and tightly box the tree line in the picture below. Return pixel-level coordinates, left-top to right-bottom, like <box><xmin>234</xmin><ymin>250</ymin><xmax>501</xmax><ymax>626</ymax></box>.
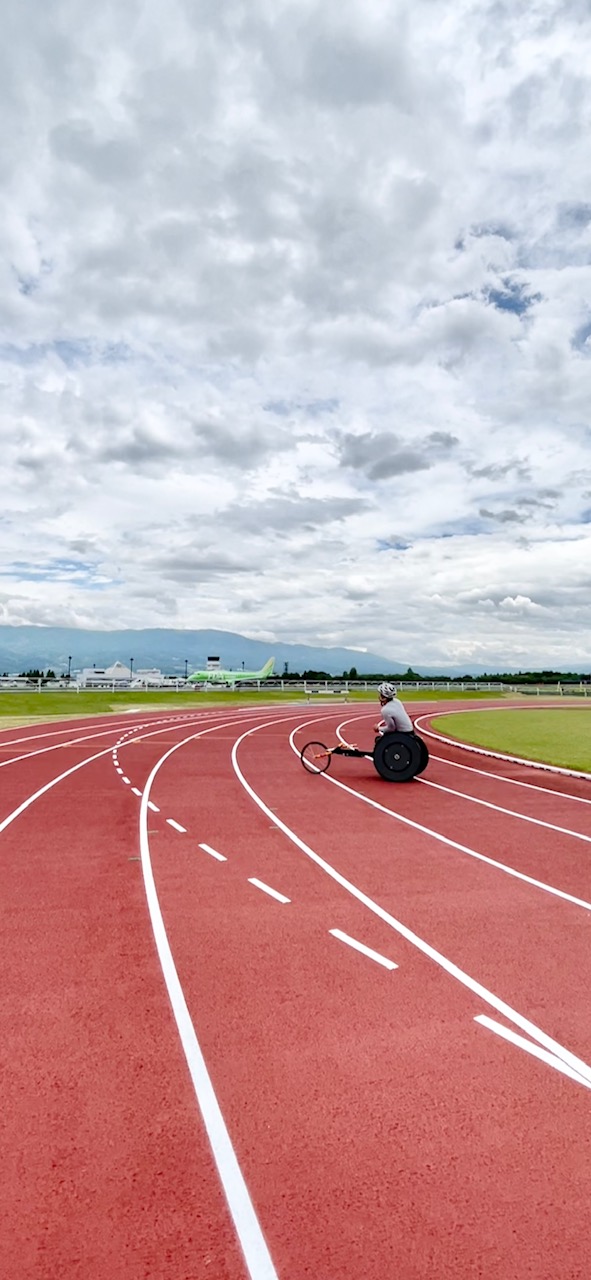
<box><xmin>279</xmin><ymin>666</ymin><xmax>590</xmax><ymax>684</ymax></box>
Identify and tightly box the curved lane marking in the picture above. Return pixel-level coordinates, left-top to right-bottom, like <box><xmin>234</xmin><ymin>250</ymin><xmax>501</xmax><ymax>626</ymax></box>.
<box><xmin>231</xmin><ymin>719</ymin><xmax>591</xmax><ymax>1090</ymax></box>
<box><xmin>334</xmin><ymin>714</ymin><xmax>591</xmax><ymax>840</ymax></box>
<box><xmin>336</xmin><ymin>710</ymin><xmax>591</xmax><ymax>808</ymax></box>
<box><xmin>291</xmin><ymin>720</ymin><xmax>591</xmax><ymax>914</ymax></box>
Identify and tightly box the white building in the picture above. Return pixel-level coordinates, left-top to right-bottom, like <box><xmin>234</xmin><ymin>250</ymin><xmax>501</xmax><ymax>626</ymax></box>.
<box><xmin>130</xmin><ymin>668</ymin><xmax>169</xmax><ymax>688</ymax></box>
<box><xmin>77</xmin><ymin>661</ymin><xmax>132</xmax><ymax>688</ymax></box>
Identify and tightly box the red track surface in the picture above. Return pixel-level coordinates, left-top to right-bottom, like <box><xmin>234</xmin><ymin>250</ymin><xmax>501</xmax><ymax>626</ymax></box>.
<box><xmin>1</xmin><ymin>701</ymin><xmax>591</xmax><ymax>1278</ymax></box>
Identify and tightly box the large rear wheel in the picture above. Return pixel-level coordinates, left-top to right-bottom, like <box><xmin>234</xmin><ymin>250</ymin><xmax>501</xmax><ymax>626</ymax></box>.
<box><xmin>415</xmin><ymin>734</ymin><xmax>430</xmax><ymax>775</ymax></box>
<box><xmin>373</xmin><ymin>732</ymin><xmax>422</xmax><ymax>782</ymax></box>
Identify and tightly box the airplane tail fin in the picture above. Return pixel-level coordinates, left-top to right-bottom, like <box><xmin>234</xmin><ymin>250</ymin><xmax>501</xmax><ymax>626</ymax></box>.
<box><xmin>259</xmin><ymin>657</ymin><xmax>275</xmax><ymax>677</ymax></box>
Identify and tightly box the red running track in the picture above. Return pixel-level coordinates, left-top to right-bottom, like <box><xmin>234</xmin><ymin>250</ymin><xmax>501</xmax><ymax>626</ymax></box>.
<box><xmin>1</xmin><ymin>701</ymin><xmax>591</xmax><ymax>1279</ymax></box>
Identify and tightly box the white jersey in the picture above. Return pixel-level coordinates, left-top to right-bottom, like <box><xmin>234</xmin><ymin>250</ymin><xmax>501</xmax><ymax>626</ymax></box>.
<box><xmin>378</xmin><ymin>696</ymin><xmax>413</xmax><ymax>734</ymax></box>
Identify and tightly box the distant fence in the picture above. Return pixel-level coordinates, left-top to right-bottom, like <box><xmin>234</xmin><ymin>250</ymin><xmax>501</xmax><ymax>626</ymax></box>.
<box><xmin>0</xmin><ymin>678</ymin><xmax>589</xmax><ymax>696</ymax></box>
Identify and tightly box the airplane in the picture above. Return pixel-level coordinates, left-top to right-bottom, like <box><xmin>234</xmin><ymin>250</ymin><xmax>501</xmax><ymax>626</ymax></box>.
<box><xmin>187</xmin><ymin>657</ymin><xmax>276</xmax><ymax>687</ymax></box>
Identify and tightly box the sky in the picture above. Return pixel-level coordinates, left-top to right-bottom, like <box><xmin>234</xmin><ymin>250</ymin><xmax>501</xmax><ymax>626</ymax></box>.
<box><xmin>1</xmin><ymin>0</ymin><xmax>591</xmax><ymax>669</ymax></box>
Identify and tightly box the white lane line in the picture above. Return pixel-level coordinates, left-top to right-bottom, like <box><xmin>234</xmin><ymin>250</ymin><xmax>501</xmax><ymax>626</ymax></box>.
<box><xmin>0</xmin><ymin>715</ymin><xmax>177</xmax><ymax>771</ymax></box>
<box><xmin>0</xmin><ymin>746</ymin><xmax>113</xmax><ymax>835</ymax></box>
<box><xmin>132</xmin><ymin>787</ymin><xmax>142</xmax><ymax>797</ymax></box>
<box><xmin>0</xmin><ymin>716</ymin><xmax>232</xmax><ymax>843</ymax></box>
<box><xmin>231</xmin><ymin>723</ymin><xmax>591</xmax><ymax>1090</ymax></box>
<box><xmin>475</xmin><ymin>1015</ymin><xmax>591</xmax><ymax>1091</ymax></box>
<box><xmin>199</xmin><ymin>843</ymin><xmax>227</xmax><ymax>862</ymax></box>
<box><xmin>0</xmin><ymin>715</ymin><xmax>152</xmax><ymax>751</ymax></box>
<box><xmin>337</xmin><ymin>710</ymin><xmax>591</xmax><ymax>807</ymax></box>
<box><xmin>428</xmin><ymin>752</ymin><xmax>591</xmax><ymax>806</ymax></box>
<box><xmin>138</xmin><ymin>733</ymin><xmax>280</xmax><ymax>1280</ymax></box>
<box><xmin>166</xmin><ymin>818</ymin><xmax>187</xmax><ymax>833</ymax></box>
<box><xmin>288</xmin><ymin>727</ymin><xmax>591</xmax><ymax>914</ymax></box>
<box><xmin>330</xmin><ymin>928</ymin><xmax>397</xmax><ymax>970</ymax></box>
<box><xmin>418</xmin><ymin>776</ymin><xmax>591</xmax><ymax>845</ymax></box>
<box><xmin>122</xmin><ymin>776</ymin><xmax>131</xmax><ymax>785</ymax></box>
<box><xmin>248</xmin><ymin>878</ymin><xmax>290</xmax><ymax>904</ymax></box>
<box><xmin>116</xmin><ymin>767</ymin><xmax>124</xmax><ymax>774</ymax></box>
<box><xmin>147</xmin><ymin>801</ymin><xmax>160</xmax><ymax>812</ymax></box>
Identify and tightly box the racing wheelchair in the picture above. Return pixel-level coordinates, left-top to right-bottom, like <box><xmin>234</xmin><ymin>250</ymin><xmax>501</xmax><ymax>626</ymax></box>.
<box><xmin>300</xmin><ymin>730</ymin><xmax>429</xmax><ymax>782</ymax></box>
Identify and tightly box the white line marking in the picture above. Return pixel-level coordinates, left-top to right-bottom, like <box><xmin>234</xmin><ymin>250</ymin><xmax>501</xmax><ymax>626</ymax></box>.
<box><xmin>147</xmin><ymin>800</ymin><xmax>160</xmax><ymax>812</ymax></box>
<box><xmin>199</xmin><ymin>843</ymin><xmax>227</xmax><ymax>862</ymax></box>
<box><xmin>0</xmin><ymin>716</ymin><xmax>231</xmax><ymax>844</ymax></box>
<box><xmin>418</xmin><ymin>776</ymin><xmax>591</xmax><ymax>845</ymax></box>
<box><xmin>0</xmin><ymin>727</ymin><xmax>134</xmax><ymax>771</ymax></box>
<box><xmin>338</xmin><ymin>710</ymin><xmax>591</xmax><ymax>806</ymax></box>
<box><xmin>429</xmin><ymin>752</ymin><xmax>591</xmax><ymax>806</ymax></box>
<box><xmin>166</xmin><ymin>818</ymin><xmax>187</xmax><ymax>833</ymax></box>
<box><xmin>248</xmin><ymin>877</ymin><xmax>290</xmax><ymax>904</ymax></box>
<box><xmin>132</xmin><ymin>787</ymin><xmax>142</xmax><ymax>797</ymax></box>
<box><xmin>0</xmin><ymin>747</ymin><xmax>113</xmax><ymax>835</ymax></box>
<box><xmin>139</xmin><ymin>733</ymin><xmax>280</xmax><ymax>1279</ymax></box>
<box><xmin>289</xmin><ymin>727</ymin><xmax>591</xmax><ymax>914</ymax></box>
<box><xmin>230</xmin><ymin>722</ymin><xmax>591</xmax><ymax>1090</ymax></box>
<box><xmin>116</xmin><ymin>767</ymin><xmax>124</xmax><ymax>774</ymax></box>
<box><xmin>330</xmin><ymin>928</ymin><xmax>397</xmax><ymax>970</ymax></box>
<box><xmin>475</xmin><ymin>1015</ymin><xmax>591</xmax><ymax>1090</ymax></box>
<box><xmin>122</xmin><ymin>776</ymin><xmax>131</xmax><ymax>785</ymax></box>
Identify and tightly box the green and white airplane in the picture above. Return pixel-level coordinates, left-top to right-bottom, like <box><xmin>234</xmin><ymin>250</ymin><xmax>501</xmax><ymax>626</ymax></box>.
<box><xmin>187</xmin><ymin>657</ymin><xmax>276</xmax><ymax>687</ymax></box>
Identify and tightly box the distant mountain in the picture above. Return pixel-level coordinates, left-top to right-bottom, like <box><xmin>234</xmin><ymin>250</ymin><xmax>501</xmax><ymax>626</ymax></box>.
<box><xmin>1</xmin><ymin>625</ymin><xmax>580</xmax><ymax>679</ymax></box>
<box><xmin>0</xmin><ymin>626</ymin><xmax>409</xmax><ymax>677</ymax></box>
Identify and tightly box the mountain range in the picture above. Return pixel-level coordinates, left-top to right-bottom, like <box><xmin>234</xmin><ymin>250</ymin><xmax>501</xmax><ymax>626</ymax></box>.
<box><xmin>0</xmin><ymin>625</ymin><xmax>494</xmax><ymax>677</ymax></box>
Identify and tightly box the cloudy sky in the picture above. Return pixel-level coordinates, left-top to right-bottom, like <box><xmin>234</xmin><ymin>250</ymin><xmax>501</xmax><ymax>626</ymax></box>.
<box><xmin>2</xmin><ymin>0</ymin><xmax>591</xmax><ymax>668</ymax></box>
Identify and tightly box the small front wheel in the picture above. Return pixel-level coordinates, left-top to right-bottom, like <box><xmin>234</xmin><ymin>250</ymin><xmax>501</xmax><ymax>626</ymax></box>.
<box><xmin>300</xmin><ymin>741</ymin><xmax>331</xmax><ymax>774</ymax></box>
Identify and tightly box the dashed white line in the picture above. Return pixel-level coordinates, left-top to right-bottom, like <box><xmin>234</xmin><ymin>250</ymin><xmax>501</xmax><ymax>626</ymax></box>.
<box><xmin>167</xmin><ymin>818</ymin><xmax>187</xmax><ymax>833</ymax></box>
<box><xmin>147</xmin><ymin>800</ymin><xmax>160</xmax><ymax>812</ymax></box>
<box><xmin>199</xmin><ymin>843</ymin><xmax>227</xmax><ymax>862</ymax></box>
<box><xmin>248</xmin><ymin>878</ymin><xmax>290</xmax><ymax>904</ymax></box>
<box><xmin>122</xmin><ymin>776</ymin><xmax>131</xmax><ymax>785</ymax></box>
<box><xmin>139</xmin><ymin>724</ymin><xmax>281</xmax><ymax>1279</ymax></box>
<box><xmin>132</xmin><ymin>787</ymin><xmax>142</xmax><ymax>797</ymax></box>
<box><xmin>116</xmin><ymin>767</ymin><xmax>124</xmax><ymax>774</ymax></box>
<box><xmin>329</xmin><ymin>928</ymin><xmax>398</xmax><ymax>970</ymax></box>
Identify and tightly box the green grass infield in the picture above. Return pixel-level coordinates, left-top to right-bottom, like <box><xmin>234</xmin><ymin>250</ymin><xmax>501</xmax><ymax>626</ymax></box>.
<box><xmin>430</xmin><ymin>707</ymin><xmax>591</xmax><ymax>773</ymax></box>
<box><xmin>0</xmin><ymin>685</ymin><xmax>498</xmax><ymax>723</ymax></box>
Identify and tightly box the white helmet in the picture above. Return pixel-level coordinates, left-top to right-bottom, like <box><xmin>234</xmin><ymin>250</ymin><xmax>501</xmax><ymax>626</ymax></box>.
<box><xmin>378</xmin><ymin>682</ymin><xmax>396</xmax><ymax>700</ymax></box>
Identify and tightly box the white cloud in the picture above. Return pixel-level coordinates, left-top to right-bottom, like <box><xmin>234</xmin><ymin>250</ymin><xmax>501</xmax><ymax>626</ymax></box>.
<box><xmin>1</xmin><ymin>0</ymin><xmax>591</xmax><ymax>667</ymax></box>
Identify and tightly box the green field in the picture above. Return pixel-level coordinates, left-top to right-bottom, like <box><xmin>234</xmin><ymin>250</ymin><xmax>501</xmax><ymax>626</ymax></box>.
<box><xmin>431</xmin><ymin>708</ymin><xmax>591</xmax><ymax>773</ymax></box>
<box><xmin>0</xmin><ymin>685</ymin><xmax>500</xmax><ymax>724</ymax></box>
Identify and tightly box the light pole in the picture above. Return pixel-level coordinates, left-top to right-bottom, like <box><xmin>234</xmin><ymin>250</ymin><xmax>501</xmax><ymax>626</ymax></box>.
<box><xmin>67</xmin><ymin>655</ymin><xmax>72</xmax><ymax>680</ymax></box>
<box><xmin>184</xmin><ymin>659</ymin><xmax>188</xmax><ymax>679</ymax></box>
<box><xmin>130</xmin><ymin>657</ymin><xmax>134</xmax><ymax>680</ymax></box>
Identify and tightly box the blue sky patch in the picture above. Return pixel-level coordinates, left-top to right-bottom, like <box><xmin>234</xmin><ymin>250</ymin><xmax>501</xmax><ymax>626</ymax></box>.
<box><xmin>571</xmin><ymin>320</ymin><xmax>591</xmax><ymax>351</ymax></box>
<box><xmin>376</xmin><ymin>538</ymin><xmax>411</xmax><ymax>551</ymax></box>
<box><xmin>1</xmin><ymin>558</ymin><xmax>103</xmax><ymax>583</ymax></box>
<box><xmin>484</xmin><ymin>278</ymin><xmax>541</xmax><ymax>315</ymax></box>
